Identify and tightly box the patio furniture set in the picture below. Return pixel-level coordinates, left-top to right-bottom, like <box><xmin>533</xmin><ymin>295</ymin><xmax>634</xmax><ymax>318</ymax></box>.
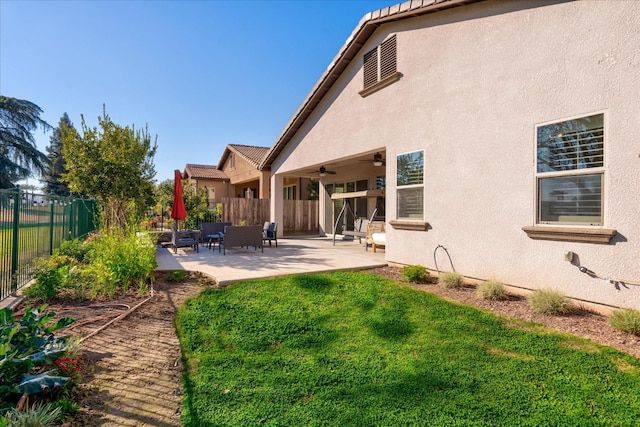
<box><xmin>171</xmin><ymin>222</ymin><xmax>278</xmax><ymax>255</ymax></box>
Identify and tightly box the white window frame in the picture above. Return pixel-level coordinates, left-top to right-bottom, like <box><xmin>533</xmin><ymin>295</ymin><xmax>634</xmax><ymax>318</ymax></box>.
<box><xmin>283</xmin><ymin>185</ymin><xmax>296</xmax><ymax>200</ymax></box>
<box><xmin>396</xmin><ymin>150</ymin><xmax>424</xmax><ymax>220</ymax></box>
<box><xmin>535</xmin><ymin>112</ymin><xmax>605</xmax><ymax>226</ymax></box>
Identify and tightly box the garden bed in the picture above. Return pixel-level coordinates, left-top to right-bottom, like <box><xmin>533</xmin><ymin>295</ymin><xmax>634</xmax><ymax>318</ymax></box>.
<box><xmin>374</xmin><ymin>266</ymin><xmax>640</xmax><ymax>360</ymax></box>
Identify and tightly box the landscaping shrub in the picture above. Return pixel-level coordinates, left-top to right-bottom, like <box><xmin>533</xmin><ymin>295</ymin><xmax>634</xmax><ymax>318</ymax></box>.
<box><xmin>24</xmin><ymin>255</ymin><xmax>80</xmax><ymax>303</ymax></box>
<box><xmin>55</xmin><ymin>238</ymin><xmax>91</xmax><ymax>263</ymax></box>
<box><xmin>400</xmin><ymin>265</ymin><xmax>430</xmax><ymax>283</ymax></box>
<box><xmin>3</xmin><ymin>402</ymin><xmax>62</xmax><ymax>427</ymax></box>
<box><xmin>27</xmin><ymin>229</ymin><xmax>156</xmax><ymax>301</ymax></box>
<box><xmin>86</xmin><ymin>231</ymin><xmax>156</xmax><ymax>295</ymax></box>
<box><xmin>528</xmin><ymin>288</ymin><xmax>573</xmax><ymax>315</ymax></box>
<box><xmin>609</xmin><ymin>308</ymin><xmax>640</xmax><ymax>335</ymax></box>
<box><xmin>439</xmin><ymin>271</ymin><xmax>463</xmax><ymax>288</ymax></box>
<box><xmin>477</xmin><ymin>279</ymin><xmax>508</xmax><ymax>301</ymax></box>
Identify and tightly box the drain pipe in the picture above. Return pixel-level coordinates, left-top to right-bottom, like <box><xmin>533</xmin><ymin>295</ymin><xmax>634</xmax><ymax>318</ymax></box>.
<box><xmin>433</xmin><ymin>245</ymin><xmax>455</xmax><ymax>275</ymax></box>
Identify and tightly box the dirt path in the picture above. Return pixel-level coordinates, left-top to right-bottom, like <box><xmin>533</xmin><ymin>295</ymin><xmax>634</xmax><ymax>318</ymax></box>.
<box><xmin>67</xmin><ymin>276</ymin><xmax>212</xmax><ymax>426</ymax></box>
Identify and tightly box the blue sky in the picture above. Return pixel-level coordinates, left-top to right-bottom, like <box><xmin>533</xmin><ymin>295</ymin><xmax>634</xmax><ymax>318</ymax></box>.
<box><xmin>1</xmin><ymin>0</ymin><xmax>395</xmax><ymax>185</ymax></box>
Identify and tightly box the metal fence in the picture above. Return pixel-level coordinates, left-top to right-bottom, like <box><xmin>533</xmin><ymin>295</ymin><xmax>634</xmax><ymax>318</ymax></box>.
<box><xmin>0</xmin><ymin>188</ymin><xmax>98</xmax><ymax>302</ymax></box>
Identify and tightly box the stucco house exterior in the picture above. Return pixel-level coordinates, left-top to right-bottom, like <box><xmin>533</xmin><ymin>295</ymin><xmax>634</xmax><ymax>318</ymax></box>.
<box><xmin>260</xmin><ymin>0</ymin><xmax>640</xmax><ymax>312</ymax></box>
<box><xmin>182</xmin><ymin>164</ymin><xmax>230</xmax><ymax>209</ymax></box>
<box><xmin>218</xmin><ymin>144</ymin><xmax>271</xmax><ymax>199</ymax></box>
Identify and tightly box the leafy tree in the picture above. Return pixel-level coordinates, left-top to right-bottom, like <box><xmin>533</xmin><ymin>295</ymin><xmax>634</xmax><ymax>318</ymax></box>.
<box><xmin>42</xmin><ymin>113</ymin><xmax>73</xmax><ymax>196</ymax></box>
<box><xmin>155</xmin><ymin>179</ymin><xmax>174</xmax><ymax>217</ymax></box>
<box><xmin>61</xmin><ymin>106</ymin><xmax>158</xmax><ymax>230</ymax></box>
<box><xmin>0</xmin><ymin>96</ymin><xmax>51</xmax><ymax>188</ymax></box>
<box><xmin>183</xmin><ymin>181</ymin><xmax>208</xmax><ymax>212</ymax></box>
<box><xmin>154</xmin><ymin>178</ymin><xmax>208</xmax><ymax>228</ymax></box>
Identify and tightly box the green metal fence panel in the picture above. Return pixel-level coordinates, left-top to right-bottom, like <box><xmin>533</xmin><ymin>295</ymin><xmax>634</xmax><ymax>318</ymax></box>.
<box><xmin>0</xmin><ymin>188</ymin><xmax>98</xmax><ymax>302</ymax></box>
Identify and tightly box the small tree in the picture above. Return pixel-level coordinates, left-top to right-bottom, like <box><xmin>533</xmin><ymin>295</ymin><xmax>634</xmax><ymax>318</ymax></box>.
<box><xmin>42</xmin><ymin>113</ymin><xmax>73</xmax><ymax>196</ymax></box>
<box><xmin>61</xmin><ymin>106</ymin><xmax>158</xmax><ymax>230</ymax></box>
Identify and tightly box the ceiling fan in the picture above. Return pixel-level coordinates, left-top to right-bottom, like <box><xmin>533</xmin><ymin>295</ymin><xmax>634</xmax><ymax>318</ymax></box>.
<box><xmin>307</xmin><ymin>166</ymin><xmax>336</xmax><ymax>177</ymax></box>
<box><xmin>359</xmin><ymin>152</ymin><xmax>385</xmax><ymax>166</ymax></box>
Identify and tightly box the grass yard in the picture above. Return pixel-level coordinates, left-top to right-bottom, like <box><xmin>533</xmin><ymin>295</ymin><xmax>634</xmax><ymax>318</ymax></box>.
<box><xmin>176</xmin><ymin>271</ymin><xmax>640</xmax><ymax>426</ymax></box>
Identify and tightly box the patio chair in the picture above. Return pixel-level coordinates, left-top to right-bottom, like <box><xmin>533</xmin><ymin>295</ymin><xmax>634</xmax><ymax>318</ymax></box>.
<box><xmin>365</xmin><ymin>221</ymin><xmax>385</xmax><ymax>253</ymax></box>
<box><xmin>171</xmin><ymin>223</ymin><xmax>199</xmax><ymax>253</ymax></box>
<box><xmin>263</xmin><ymin>222</ymin><xmax>278</xmax><ymax>247</ymax></box>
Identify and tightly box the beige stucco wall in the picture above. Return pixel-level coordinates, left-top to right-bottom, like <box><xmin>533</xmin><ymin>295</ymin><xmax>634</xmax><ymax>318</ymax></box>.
<box><xmin>270</xmin><ymin>0</ymin><xmax>640</xmax><ymax>310</ymax></box>
<box><xmin>188</xmin><ymin>178</ymin><xmax>229</xmax><ymax>204</ymax></box>
<box><xmin>221</xmin><ymin>155</ymin><xmax>270</xmax><ymax>199</ymax></box>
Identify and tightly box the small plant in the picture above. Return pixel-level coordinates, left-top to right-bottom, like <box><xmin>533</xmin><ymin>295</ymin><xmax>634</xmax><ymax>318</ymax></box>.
<box><xmin>528</xmin><ymin>288</ymin><xmax>573</xmax><ymax>315</ymax></box>
<box><xmin>0</xmin><ymin>305</ymin><xmax>74</xmax><ymax>402</ymax></box>
<box><xmin>401</xmin><ymin>265</ymin><xmax>430</xmax><ymax>283</ymax></box>
<box><xmin>439</xmin><ymin>272</ymin><xmax>463</xmax><ymax>289</ymax></box>
<box><xmin>609</xmin><ymin>308</ymin><xmax>640</xmax><ymax>335</ymax></box>
<box><xmin>477</xmin><ymin>279</ymin><xmax>508</xmax><ymax>301</ymax></box>
<box><xmin>24</xmin><ymin>259</ymin><xmax>63</xmax><ymax>303</ymax></box>
<box><xmin>4</xmin><ymin>401</ymin><xmax>62</xmax><ymax>427</ymax></box>
<box><xmin>172</xmin><ymin>270</ymin><xmax>188</xmax><ymax>282</ymax></box>
<box><xmin>51</xmin><ymin>398</ymin><xmax>80</xmax><ymax>414</ymax></box>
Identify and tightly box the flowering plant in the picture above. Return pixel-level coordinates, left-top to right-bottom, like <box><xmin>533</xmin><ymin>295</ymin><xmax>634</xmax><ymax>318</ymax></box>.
<box><xmin>54</xmin><ymin>358</ymin><xmax>81</xmax><ymax>383</ymax></box>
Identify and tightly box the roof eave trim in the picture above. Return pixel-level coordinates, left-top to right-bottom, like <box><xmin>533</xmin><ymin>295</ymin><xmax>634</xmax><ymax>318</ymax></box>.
<box><xmin>259</xmin><ymin>0</ymin><xmax>483</xmax><ymax>170</ymax></box>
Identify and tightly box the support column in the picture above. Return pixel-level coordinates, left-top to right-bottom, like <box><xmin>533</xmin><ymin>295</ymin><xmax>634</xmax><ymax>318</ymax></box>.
<box><xmin>271</xmin><ymin>174</ymin><xmax>284</xmax><ymax>238</ymax></box>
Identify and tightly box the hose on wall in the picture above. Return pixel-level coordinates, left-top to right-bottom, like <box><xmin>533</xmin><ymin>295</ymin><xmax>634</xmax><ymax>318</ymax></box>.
<box><xmin>433</xmin><ymin>245</ymin><xmax>455</xmax><ymax>275</ymax></box>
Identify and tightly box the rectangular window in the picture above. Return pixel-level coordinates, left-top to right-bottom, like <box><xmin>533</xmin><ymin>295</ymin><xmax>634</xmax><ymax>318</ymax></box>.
<box><xmin>397</xmin><ymin>150</ymin><xmax>424</xmax><ymax>219</ymax></box>
<box><xmin>536</xmin><ymin>113</ymin><xmax>604</xmax><ymax>225</ymax></box>
<box><xmin>363</xmin><ymin>35</ymin><xmax>397</xmax><ymax>90</ymax></box>
<box><xmin>283</xmin><ymin>185</ymin><xmax>296</xmax><ymax>200</ymax></box>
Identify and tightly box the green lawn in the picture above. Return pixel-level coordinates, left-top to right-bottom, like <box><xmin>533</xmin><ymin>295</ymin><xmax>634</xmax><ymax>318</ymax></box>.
<box><xmin>176</xmin><ymin>272</ymin><xmax>640</xmax><ymax>426</ymax></box>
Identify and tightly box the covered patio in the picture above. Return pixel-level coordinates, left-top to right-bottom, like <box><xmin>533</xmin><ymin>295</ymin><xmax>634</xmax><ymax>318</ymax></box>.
<box><xmin>156</xmin><ymin>236</ymin><xmax>386</xmax><ymax>285</ymax></box>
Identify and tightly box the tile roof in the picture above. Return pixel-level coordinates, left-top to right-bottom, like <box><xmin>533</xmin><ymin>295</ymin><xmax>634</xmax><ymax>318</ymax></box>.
<box><xmin>218</xmin><ymin>144</ymin><xmax>270</xmax><ymax>170</ymax></box>
<box><xmin>260</xmin><ymin>0</ymin><xmax>482</xmax><ymax>169</ymax></box>
<box><xmin>183</xmin><ymin>164</ymin><xmax>229</xmax><ymax>180</ymax></box>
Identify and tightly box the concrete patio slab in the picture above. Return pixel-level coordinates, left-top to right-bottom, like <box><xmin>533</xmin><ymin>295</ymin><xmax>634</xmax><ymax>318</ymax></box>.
<box><xmin>156</xmin><ymin>236</ymin><xmax>386</xmax><ymax>285</ymax></box>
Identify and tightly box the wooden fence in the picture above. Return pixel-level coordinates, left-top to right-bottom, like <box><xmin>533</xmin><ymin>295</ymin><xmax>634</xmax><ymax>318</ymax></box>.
<box><xmin>221</xmin><ymin>198</ymin><xmax>270</xmax><ymax>227</ymax></box>
<box><xmin>221</xmin><ymin>198</ymin><xmax>319</xmax><ymax>235</ymax></box>
<box><xmin>283</xmin><ymin>200</ymin><xmax>318</xmax><ymax>235</ymax></box>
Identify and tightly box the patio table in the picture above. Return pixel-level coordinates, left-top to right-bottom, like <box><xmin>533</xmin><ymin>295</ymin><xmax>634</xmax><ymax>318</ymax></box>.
<box><xmin>207</xmin><ymin>232</ymin><xmax>224</xmax><ymax>251</ymax></box>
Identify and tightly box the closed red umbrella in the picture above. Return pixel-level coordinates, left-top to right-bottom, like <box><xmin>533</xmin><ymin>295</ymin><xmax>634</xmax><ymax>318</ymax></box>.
<box><xmin>171</xmin><ymin>169</ymin><xmax>187</xmax><ymax>228</ymax></box>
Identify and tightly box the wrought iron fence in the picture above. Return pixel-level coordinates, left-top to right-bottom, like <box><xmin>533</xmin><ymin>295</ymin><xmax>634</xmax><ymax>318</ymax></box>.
<box><xmin>0</xmin><ymin>187</ymin><xmax>98</xmax><ymax>302</ymax></box>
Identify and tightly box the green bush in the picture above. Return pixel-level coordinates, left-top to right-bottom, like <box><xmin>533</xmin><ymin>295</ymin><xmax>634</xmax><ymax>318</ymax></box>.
<box><xmin>55</xmin><ymin>238</ymin><xmax>91</xmax><ymax>262</ymax></box>
<box><xmin>84</xmin><ymin>230</ymin><xmax>156</xmax><ymax>298</ymax></box>
<box><xmin>400</xmin><ymin>265</ymin><xmax>430</xmax><ymax>283</ymax></box>
<box><xmin>439</xmin><ymin>272</ymin><xmax>463</xmax><ymax>288</ymax></box>
<box><xmin>29</xmin><ymin>230</ymin><xmax>157</xmax><ymax>301</ymax></box>
<box><xmin>528</xmin><ymin>289</ymin><xmax>573</xmax><ymax>315</ymax></box>
<box><xmin>609</xmin><ymin>308</ymin><xmax>640</xmax><ymax>335</ymax></box>
<box><xmin>477</xmin><ymin>279</ymin><xmax>508</xmax><ymax>301</ymax></box>
<box><xmin>24</xmin><ymin>254</ymin><xmax>82</xmax><ymax>303</ymax></box>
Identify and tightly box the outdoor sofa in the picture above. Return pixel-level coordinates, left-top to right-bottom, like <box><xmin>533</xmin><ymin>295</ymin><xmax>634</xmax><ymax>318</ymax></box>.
<box><xmin>220</xmin><ymin>225</ymin><xmax>263</xmax><ymax>255</ymax></box>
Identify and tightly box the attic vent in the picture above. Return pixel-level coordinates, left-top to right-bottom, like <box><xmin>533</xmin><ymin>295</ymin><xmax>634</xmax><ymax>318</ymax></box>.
<box><xmin>360</xmin><ymin>35</ymin><xmax>400</xmax><ymax>97</ymax></box>
<box><xmin>363</xmin><ymin>48</ymin><xmax>379</xmax><ymax>89</ymax></box>
<box><xmin>379</xmin><ymin>36</ymin><xmax>397</xmax><ymax>79</ymax></box>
